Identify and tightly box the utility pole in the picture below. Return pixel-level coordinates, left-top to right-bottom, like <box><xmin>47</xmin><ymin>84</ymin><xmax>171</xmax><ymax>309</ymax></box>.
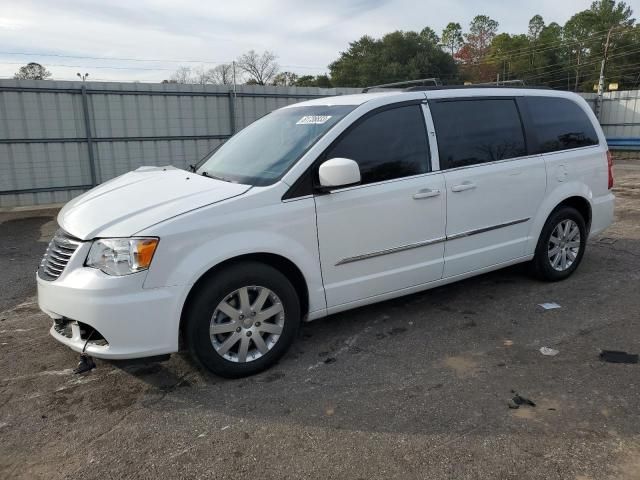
<box><xmin>232</xmin><ymin>60</ymin><xmax>237</xmax><ymax>96</ymax></box>
<box><xmin>595</xmin><ymin>26</ymin><xmax>615</xmax><ymax>120</ymax></box>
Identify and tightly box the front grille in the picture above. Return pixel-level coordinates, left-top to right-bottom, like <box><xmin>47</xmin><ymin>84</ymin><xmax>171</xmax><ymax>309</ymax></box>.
<box><xmin>38</xmin><ymin>230</ymin><xmax>82</xmax><ymax>281</ymax></box>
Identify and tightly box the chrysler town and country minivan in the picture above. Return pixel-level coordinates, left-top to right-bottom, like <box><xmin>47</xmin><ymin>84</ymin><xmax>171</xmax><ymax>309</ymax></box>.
<box><xmin>37</xmin><ymin>87</ymin><xmax>615</xmax><ymax>377</ymax></box>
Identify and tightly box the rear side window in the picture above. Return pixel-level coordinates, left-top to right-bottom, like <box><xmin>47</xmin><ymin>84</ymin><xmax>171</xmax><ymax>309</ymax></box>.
<box><xmin>525</xmin><ymin>97</ymin><xmax>599</xmax><ymax>154</ymax></box>
<box><xmin>324</xmin><ymin>104</ymin><xmax>430</xmax><ymax>185</ymax></box>
<box><xmin>430</xmin><ymin>98</ymin><xmax>526</xmax><ymax>170</ymax></box>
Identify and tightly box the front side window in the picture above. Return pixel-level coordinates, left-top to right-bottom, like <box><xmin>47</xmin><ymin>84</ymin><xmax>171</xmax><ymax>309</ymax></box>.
<box><xmin>197</xmin><ymin>105</ymin><xmax>355</xmax><ymax>186</ymax></box>
<box><xmin>525</xmin><ymin>97</ymin><xmax>599</xmax><ymax>154</ymax></box>
<box><xmin>430</xmin><ymin>98</ymin><xmax>526</xmax><ymax>169</ymax></box>
<box><xmin>323</xmin><ymin>104</ymin><xmax>430</xmax><ymax>185</ymax></box>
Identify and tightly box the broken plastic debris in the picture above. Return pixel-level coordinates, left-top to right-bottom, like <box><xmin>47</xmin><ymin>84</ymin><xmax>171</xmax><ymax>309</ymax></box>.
<box><xmin>539</xmin><ymin>347</ymin><xmax>559</xmax><ymax>356</ymax></box>
<box><xmin>73</xmin><ymin>354</ymin><xmax>96</xmax><ymax>374</ymax></box>
<box><xmin>538</xmin><ymin>302</ymin><xmax>561</xmax><ymax>310</ymax></box>
<box><xmin>599</xmin><ymin>350</ymin><xmax>639</xmax><ymax>364</ymax></box>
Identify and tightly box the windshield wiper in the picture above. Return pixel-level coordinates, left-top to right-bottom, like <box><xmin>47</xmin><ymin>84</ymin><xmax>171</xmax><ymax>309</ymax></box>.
<box><xmin>201</xmin><ymin>171</ymin><xmax>233</xmax><ymax>183</ymax></box>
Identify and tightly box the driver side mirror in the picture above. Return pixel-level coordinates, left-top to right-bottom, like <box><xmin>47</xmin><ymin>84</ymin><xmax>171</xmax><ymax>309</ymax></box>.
<box><xmin>318</xmin><ymin>158</ymin><xmax>361</xmax><ymax>191</ymax></box>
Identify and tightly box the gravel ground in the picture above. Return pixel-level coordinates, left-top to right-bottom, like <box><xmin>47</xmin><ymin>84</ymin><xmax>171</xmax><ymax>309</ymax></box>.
<box><xmin>0</xmin><ymin>160</ymin><xmax>639</xmax><ymax>480</ymax></box>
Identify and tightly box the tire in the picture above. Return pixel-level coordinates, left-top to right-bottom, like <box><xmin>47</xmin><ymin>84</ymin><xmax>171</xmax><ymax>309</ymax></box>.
<box><xmin>185</xmin><ymin>262</ymin><xmax>301</xmax><ymax>378</ymax></box>
<box><xmin>531</xmin><ymin>206</ymin><xmax>587</xmax><ymax>282</ymax></box>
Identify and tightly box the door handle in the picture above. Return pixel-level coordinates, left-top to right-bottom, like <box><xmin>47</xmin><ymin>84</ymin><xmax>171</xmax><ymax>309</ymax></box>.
<box><xmin>451</xmin><ymin>182</ymin><xmax>476</xmax><ymax>192</ymax></box>
<box><xmin>413</xmin><ymin>188</ymin><xmax>441</xmax><ymax>199</ymax></box>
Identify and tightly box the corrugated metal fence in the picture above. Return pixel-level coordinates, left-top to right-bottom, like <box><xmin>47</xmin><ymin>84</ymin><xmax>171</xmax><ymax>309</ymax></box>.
<box><xmin>1</xmin><ymin>80</ymin><xmax>639</xmax><ymax>208</ymax></box>
<box><xmin>0</xmin><ymin>79</ymin><xmax>359</xmax><ymax>207</ymax></box>
<box><xmin>581</xmin><ymin>90</ymin><xmax>640</xmax><ymax>147</ymax></box>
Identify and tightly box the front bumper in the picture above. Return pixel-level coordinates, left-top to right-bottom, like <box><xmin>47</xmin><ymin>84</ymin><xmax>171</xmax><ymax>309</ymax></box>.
<box><xmin>37</xmin><ymin>265</ymin><xmax>186</xmax><ymax>360</ymax></box>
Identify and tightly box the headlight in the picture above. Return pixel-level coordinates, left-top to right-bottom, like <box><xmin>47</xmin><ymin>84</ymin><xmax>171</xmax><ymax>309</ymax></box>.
<box><xmin>86</xmin><ymin>238</ymin><xmax>159</xmax><ymax>276</ymax></box>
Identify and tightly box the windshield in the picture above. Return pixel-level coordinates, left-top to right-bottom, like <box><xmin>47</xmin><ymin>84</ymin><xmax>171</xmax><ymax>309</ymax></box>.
<box><xmin>197</xmin><ymin>104</ymin><xmax>355</xmax><ymax>186</ymax></box>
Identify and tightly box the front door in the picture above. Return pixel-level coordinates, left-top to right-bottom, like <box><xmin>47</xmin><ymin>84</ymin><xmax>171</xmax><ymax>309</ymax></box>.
<box><xmin>314</xmin><ymin>104</ymin><xmax>446</xmax><ymax>308</ymax></box>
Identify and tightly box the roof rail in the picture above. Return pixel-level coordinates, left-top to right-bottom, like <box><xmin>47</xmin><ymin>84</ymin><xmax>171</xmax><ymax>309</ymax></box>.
<box><xmin>362</xmin><ymin>78</ymin><xmax>441</xmax><ymax>93</ymax></box>
<box><xmin>472</xmin><ymin>79</ymin><xmax>526</xmax><ymax>87</ymax></box>
<box><xmin>404</xmin><ymin>80</ymin><xmax>553</xmax><ymax>92</ymax></box>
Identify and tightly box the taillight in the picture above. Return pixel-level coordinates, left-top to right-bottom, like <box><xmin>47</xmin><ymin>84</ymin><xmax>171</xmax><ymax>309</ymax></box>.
<box><xmin>607</xmin><ymin>150</ymin><xmax>614</xmax><ymax>189</ymax></box>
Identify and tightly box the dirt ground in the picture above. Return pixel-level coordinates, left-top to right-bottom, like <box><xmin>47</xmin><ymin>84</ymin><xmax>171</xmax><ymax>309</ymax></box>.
<box><xmin>0</xmin><ymin>159</ymin><xmax>639</xmax><ymax>480</ymax></box>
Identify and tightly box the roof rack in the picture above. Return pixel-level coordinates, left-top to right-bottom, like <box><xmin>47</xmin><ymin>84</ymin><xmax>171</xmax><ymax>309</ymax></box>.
<box><xmin>404</xmin><ymin>79</ymin><xmax>552</xmax><ymax>92</ymax></box>
<box><xmin>362</xmin><ymin>78</ymin><xmax>441</xmax><ymax>93</ymax></box>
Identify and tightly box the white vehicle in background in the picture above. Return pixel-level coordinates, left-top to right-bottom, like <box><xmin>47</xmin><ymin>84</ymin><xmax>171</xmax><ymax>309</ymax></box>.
<box><xmin>37</xmin><ymin>86</ymin><xmax>614</xmax><ymax>377</ymax></box>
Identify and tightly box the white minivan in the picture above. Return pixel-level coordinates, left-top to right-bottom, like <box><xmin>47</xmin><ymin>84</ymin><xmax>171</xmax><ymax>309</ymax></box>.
<box><xmin>37</xmin><ymin>87</ymin><xmax>615</xmax><ymax>377</ymax></box>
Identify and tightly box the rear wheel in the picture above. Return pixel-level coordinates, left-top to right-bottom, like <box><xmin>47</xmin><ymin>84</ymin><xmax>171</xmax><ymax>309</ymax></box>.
<box><xmin>185</xmin><ymin>262</ymin><xmax>300</xmax><ymax>378</ymax></box>
<box><xmin>532</xmin><ymin>206</ymin><xmax>587</xmax><ymax>281</ymax></box>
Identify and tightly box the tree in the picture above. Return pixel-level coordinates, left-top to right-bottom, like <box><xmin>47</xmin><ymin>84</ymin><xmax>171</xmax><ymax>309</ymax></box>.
<box><xmin>271</xmin><ymin>71</ymin><xmax>298</xmax><ymax>86</ymax></box>
<box><xmin>560</xmin><ymin>1</ymin><xmax>636</xmax><ymax>91</ymax></box>
<box><xmin>487</xmin><ymin>33</ymin><xmax>529</xmax><ymax>80</ymax></box>
<box><xmin>208</xmin><ymin>64</ymin><xmax>234</xmax><ymax>85</ymax></box>
<box><xmin>236</xmin><ymin>50</ymin><xmax>279</xmax><ymax>85</ymax></box>
<box><xmin>420</xmin><ymin>27</ymin><xmax>440</xmax><ymax>45</ymax></box>
<box><xmin>532</xmin><ymin>22</ymin><xmax>565</xmax><ymax>86</ymax></box>
<box><xmin>294</xmin><ymin>74</ymin><xmax>333</xmax><ymax>87</ymax></box>
<box><xmin>564</xmin><ymin>11</ymin><xmax>594</xmax><ymax>90</ymax></box>
<box><xmin>464</xmin><ymin>15</ymin><xmax>500</xmax><ymax>63</ymax></box>
<box><xmin>14</xmin><ymin>63</ymin><xmax>51</xmax><ymax>80</ymax></box>
<box><xmin>313</xmin><ymin>74</ymin><xmax>333</xmax><ymax>88</ymax></box>
<box><xmin>525</xmin><ymin>15</ymin><xmax>546</xmax><ymax>70</ymax></box>
<box><xmin>441</xmin><ymin>22</ymin><xmax>463</xmax><ymax>57</ymax></box>
<box><xmin>528</xmin><ymin>15</ymin><xmax>545</xmax><ymax>41</ymax></box>
<box><xmin>170</xmin><ymin>66</ymin><xmax>193</xmax><ymax>84</ymax></box>
<box><xmin>329</xmin><ymin>30</ymin><xmax>456</xmax><ymax>87</ymax></box>
<box><xmin>191</xmin><ymin>66</ymin><xmax>211</xmax><ymax>85</ymax></box>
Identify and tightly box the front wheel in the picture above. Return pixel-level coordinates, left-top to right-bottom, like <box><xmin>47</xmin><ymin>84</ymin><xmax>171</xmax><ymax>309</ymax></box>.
<box><xmin>185</xmin><ymin>262</ymin><xmax>301</xmax><ymax>378</ymax></box>
<box><xmin>532</xmin><ymin>206</ymin><xmax>587</xmax><ymax>282</ymax></box>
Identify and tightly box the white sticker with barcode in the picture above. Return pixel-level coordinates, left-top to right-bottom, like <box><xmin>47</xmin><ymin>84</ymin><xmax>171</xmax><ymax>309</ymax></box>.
<box><xmin>296</xmin><ymin>115</ymin><xmax>332</xmax><ymax>125</ymax></box>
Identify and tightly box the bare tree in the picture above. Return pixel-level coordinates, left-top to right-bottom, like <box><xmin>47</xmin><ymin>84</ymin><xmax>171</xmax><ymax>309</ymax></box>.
<box><xmin>14</xmin><ymin>62</ymin><xmax>52</xmax><ymax>80</ymax></box>
<box><xmin>170</xmin><ymin>66</ymin><xmax>193</xmax><ymax>84</ymax></box>
<box><xmin>271</xmin><ymin>71</ymin><xmax>298</xmax><ymax>86</ymax></box>
<box><xmin>208</xmin><ymin>64</ymin><xmax>234</xmax><ymax>85</ymax></box>
<box><xmin>191</xmin><ymin>66</ymin><xmax>213</xmax><ymax>85</ymax></box>
<box><xmin>236</xmin><ymin>50</ymin><xmax>279</xmax><ymax>85</ymax></box>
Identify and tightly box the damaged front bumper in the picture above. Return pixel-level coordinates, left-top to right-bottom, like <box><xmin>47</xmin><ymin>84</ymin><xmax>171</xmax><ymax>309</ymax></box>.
<box><xmin>37</xmin><ymin>267</ymin><xmax>185</xmax><ymax>360</ymax></box>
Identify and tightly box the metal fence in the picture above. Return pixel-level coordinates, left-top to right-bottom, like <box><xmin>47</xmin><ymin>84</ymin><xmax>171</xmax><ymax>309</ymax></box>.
<box><xmin>581</xmin><ymin>90</ymin><xmax>640</xmax><ymax>149</ymax></box>
<box><xmin>1</xmin><ymin>80</ymin><xmax>639</xmax><ymax>208</ymax></box>
<box><xmin>0</xmin><ymin>79</ymin><xmax>360</xmax><ymax>207</ymax></box>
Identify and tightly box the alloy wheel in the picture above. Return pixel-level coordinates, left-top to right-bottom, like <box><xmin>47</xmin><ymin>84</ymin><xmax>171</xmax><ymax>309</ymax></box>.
<box><xmin>548</xmin><ymin>219</ymin><xmax>581</xmax><ymax>271</ymax></box>
<box><xmin>209</xmin><ymin>286</ymin><xmax>285</xmax><ymax>363</ymax></box>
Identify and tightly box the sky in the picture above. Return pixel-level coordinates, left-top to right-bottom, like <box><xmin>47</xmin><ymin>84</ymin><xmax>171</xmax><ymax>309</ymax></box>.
<box><xmin>0</xmin><ymin>0</ymin><xmax>637</xmax><ymax>83</ymax></box>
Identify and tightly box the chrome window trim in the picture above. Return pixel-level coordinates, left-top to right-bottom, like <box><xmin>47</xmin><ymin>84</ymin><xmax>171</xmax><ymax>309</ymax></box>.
<box><xmin>324</xmin><ymin>170</ymin><xmax>443</xmax><ymax>194</ymax></box>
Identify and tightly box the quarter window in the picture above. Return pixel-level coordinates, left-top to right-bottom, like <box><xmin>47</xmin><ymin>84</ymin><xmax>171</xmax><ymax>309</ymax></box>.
<box><xmin>430</xmin><ymin>99</ymin><xmax>526</xmax><ymax>169</ymax></box>
<box><xmin>525</xmin><ymin>97</ymin><xmax>599</xmax><ymax>153</ymax></box>
<box><xmin>323</xmin><ymin>105</ymin><xmax>430</xmax><ymax>185</ymax></box>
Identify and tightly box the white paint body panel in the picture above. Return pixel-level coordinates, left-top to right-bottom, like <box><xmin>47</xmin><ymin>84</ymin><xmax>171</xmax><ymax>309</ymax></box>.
<box><xmin>315</xmin><ymin>172</ymin><xmax>445</xmax><ymax>307</ymax></box>
<box><xmin>37</xmin><ymin>88</ymin><xmax>614</xmax><ymax>360</ymax></box>
<box><xmin>442</xmin><ymin>156</ymin><xmax>547</xmax><ymax>277</ymax></box>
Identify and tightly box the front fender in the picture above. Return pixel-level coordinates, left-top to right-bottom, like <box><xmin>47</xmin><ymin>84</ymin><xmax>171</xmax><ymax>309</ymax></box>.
<box><xmin>139</xmin><ymin>194</ymin><xmax>327</xmax><ymax>316</ymax></box>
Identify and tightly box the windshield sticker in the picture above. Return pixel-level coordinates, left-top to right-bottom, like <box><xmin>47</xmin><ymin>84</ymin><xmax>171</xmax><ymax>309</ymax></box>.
<box><xmin>296</xmin><ymin>115</ymin><xmax>332</xmax><ymax>125</ymax></box>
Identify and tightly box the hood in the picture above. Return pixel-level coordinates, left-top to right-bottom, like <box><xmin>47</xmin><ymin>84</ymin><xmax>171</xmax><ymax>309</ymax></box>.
<box><xmin>58</xmin><ymin>166</ymin><xmax>251</xmax><ymax>240</ymax></box>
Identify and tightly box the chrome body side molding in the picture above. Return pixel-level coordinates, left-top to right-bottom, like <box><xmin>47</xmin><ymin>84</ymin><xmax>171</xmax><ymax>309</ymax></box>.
<box><xmin>335</xmin><ymin>217</ymin><xmax>530</xmax><ymax>266</ymax></box>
